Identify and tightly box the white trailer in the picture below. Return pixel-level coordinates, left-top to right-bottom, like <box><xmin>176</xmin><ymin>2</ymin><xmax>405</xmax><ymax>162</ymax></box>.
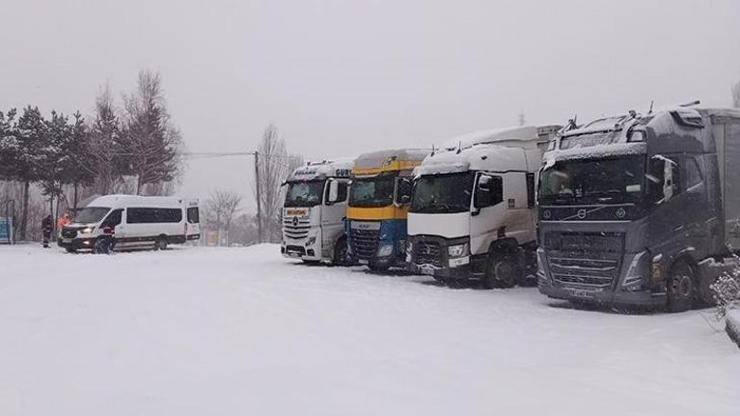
<box><xmin>281</xmin><ymin>159</ymin><xmax>353</xmax><ymax>264</ymax></box>
<box><xmin>406</xmin><ymin>125</ymin><xmax>559</xmax><ymax>287</ymax></box>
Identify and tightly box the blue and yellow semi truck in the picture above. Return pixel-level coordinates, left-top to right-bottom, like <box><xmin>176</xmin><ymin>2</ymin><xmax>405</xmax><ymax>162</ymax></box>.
<box><xmin>346</xmin><ymin>149</ymin><xmax>429</xmax><ymax>271</ymax></box>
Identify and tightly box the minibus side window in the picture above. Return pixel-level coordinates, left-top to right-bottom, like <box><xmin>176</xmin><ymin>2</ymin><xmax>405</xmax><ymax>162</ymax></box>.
<box><xmin>102</xmin><ymin>209</ymin><xmax>123</xmax><ymax>227</ymax></box>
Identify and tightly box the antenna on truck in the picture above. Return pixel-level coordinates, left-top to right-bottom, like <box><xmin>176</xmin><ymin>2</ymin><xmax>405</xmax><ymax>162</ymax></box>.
<box><xmin>648</xmin><ymin>100</ymin><xmax>654</xmax><ymax>115</ymax></box>
<box><xmin>679</xmin><ymin>100</ymin><xmax>701</xmax><ymax>107</ymax></box>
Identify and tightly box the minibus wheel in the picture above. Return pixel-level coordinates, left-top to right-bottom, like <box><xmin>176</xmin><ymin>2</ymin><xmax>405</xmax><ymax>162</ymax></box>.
<box><xmin>93</xmin><ymin>238</ymin><xmax>110</xmax><ymax>254</ymax></box>
<box><xmin>666</xmin><ymin>259</ymin><xmax>696</xmax><ymax>313</ymax></box>
<box><xmin>155</xmin><ymin>237</ymin><xmax>168</xmax><ymax>251</ymax></box>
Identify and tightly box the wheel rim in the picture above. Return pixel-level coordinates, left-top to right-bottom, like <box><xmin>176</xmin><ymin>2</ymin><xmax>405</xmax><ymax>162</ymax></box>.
<box><xmin>671</xmin><ymin>273</ymin><xmax>692</xmax><ymax>298</ymax></box>
<box><xmin>494</xmin><ymin>260</ymin><xmax>515</xmax><ymax>286</ymax></box>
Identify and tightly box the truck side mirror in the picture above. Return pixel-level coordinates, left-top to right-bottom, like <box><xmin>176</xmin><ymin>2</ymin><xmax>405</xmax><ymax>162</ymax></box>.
<box><xmin>395</xmin><ymin>177</ymin><xmax>412</xmax><ymax>206</ymax></box>
<box><xmin>474</xmin><ymin>175</ymin><xmax>493</xmax><ymax>210</ymax></box>
<box><xmin>327</xmin><ymin>180</ymin><xmax>339</xmax><ymax>204</ymax></box>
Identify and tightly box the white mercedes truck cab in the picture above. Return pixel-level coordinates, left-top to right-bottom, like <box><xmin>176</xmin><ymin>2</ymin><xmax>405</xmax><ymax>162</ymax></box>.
<box><xmin>281</xmin><ymin>159</ymin><xmax>353</xmax><ymax>265</ymax></box>
<box><xmin>406</xmin><ymin>126</ymin><xmax>559</xmax><ymax>288</ymax></box>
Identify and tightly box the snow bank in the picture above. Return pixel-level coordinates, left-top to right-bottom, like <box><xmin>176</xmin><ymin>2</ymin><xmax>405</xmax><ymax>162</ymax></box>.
<box><xmin>0</xmin><ymin>245</ymin><xmax>738</xmax><ymax>415</ymax></box>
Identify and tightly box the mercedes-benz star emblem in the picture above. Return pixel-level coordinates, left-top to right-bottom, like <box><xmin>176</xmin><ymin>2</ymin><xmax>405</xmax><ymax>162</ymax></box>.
<box><xmin>292</xmin><ymin>216</ymin><xmax>299</xmax><ymax>227</ymax></box>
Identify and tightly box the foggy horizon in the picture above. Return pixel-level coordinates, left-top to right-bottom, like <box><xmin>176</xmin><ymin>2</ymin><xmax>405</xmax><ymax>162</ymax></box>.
<box><xmin>2</xmin><ymin>0</ymin><xmax>739</xmax><ymax>210</ymax></box>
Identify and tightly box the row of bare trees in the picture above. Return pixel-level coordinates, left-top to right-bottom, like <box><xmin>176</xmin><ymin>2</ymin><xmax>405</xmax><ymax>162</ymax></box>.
<box><xmin>202</xmin><ymin>124</ymin><xmax>303</xmax><ymax>246</ymax></box>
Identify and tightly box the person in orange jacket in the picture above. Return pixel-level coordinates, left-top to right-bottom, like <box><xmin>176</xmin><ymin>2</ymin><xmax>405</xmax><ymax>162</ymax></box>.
<box><xmin>57</xmin><ymin>213</ymin><xmax>71</xmax><ymax>230</ymax></box>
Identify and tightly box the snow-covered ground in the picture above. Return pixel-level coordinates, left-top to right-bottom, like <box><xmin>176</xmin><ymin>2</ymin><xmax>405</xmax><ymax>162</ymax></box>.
<box><xmin>1</xmin><ymin>244</ymin><xmax>738</xmax><ymax>415</ymax></box>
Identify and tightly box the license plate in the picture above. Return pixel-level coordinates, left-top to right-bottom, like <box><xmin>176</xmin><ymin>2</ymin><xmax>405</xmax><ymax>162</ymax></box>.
<box><xmin>419</xmin><ymin>265</ymin><xmax>436</xmax><ymax>275</ymax></box>
<box><xmin>359</xmin><ymin>259</ymin><xmax>369</xmax><ymax>265</ymax></box>
<box><xmin>567</xmin><ymin>288</ymin><xmax>598</xmax><ymax>298</ymax></box>
<box><xmin>288</xmin><ymin>252</ymin><xmax>301</xmax><ymax>258</ymax></box>
<box><xmin>62</xmin><ymin>238</ymin><xmax>72</xmax><ymax>243</ymax></box>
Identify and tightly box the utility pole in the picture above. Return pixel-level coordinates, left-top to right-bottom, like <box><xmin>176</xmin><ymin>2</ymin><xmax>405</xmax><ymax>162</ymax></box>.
<box><xmin>254</xmin><ymin>150</ymin><xmax>263</xmax><ymax>243</ymax></box>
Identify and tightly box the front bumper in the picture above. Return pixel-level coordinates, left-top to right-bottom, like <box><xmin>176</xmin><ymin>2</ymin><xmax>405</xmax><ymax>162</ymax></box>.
<box><xmin>281</xmin><ymin>237</ymin><xmax>321</xmax><ymax>261</ymax></box>
<box><xmin>58</xmin><ymin>237</ymin><xmax>96</xmax><ymax>250</ymax></box>
<box><xmin>537</xmin><ymin>276</ymin><xmax>666</xmax><ymax>307</ymax></box>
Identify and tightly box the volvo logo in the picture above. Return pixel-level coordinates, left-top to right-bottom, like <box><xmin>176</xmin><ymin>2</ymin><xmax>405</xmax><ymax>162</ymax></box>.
<box><xmin>615</xmin><ymin>208</ymin><xmax>626</xmax><ymax>219</ymax></box>
<box><xmin>576</xmin><ymin>209</ymin><xmax>587</xmax><ymax>220</ymax></box>
<box><xmin>292</xmin><ymin>216</ymin><xmax>299</xmax><ymax>227</ymax></box>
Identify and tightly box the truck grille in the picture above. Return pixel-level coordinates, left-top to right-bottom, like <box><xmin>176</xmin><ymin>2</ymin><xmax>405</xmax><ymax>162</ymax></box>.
<box><xmin>350</xmin><ymin>228</ymin><xmax>379</xmax><ymax>260</ymax></box>
<box><xmin>283</xmin><ymin>216</ymin><xmax>310</xmax><ymax>239</ymax></box>
<box><xmin>413</xmin><ymin>240</ymin><xmax>443</xmax><ymax>267</ymax></box>
<box><xmin>545</xmin><ymin>232</ymin><xmax>624</xmax><ymax>289</ymax></box>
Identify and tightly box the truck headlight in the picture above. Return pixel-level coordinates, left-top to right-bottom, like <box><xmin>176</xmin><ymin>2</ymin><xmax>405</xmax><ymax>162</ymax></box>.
<box><xmin>378</xmin><ymin>244</ymin><xmax>393</xmax><ymax>257</ymax></box>
<box><xmin>447</xmin><ymin>243</ymin><xmax>468</xmax><ymax>258</ymax></box>
<box><xmin>306</xmin><ymin>236</ymin><xmax>316</xmax><ymax>247</ymax></box>
<box><xmin>536</xmin><ymin>248</ymin><xmax>549</xmax><ymax>281</ymax></box>
<box><xmin>622</xmin><ymin>251</ymin><xmax>648</xmax><ymax>290</ymax></box>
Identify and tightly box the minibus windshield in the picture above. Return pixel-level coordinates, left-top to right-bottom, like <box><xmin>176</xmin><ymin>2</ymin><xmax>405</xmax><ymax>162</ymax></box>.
<box><xmin>539</xmin><ymin>156</ymin><xmax>645</xmax><ymax>205</ymax></box>
<box><xmin>410</xmin><ymin>172</ymin><xmax>474</xmax><ymax>214</ymax></box>
<box><xmin>285</xmin><ymin>180</ymin><xmax>325</xmax><ymax>207</ymax></box>
<box><xmin>349</xmin><ymin>175</ymin><xmax>395</xmax><ymax>208</ymax></box>
<box><xmin>75</xmin><ymin>207</ymin><xmax>111</xmax><ymax>224</ymax></box>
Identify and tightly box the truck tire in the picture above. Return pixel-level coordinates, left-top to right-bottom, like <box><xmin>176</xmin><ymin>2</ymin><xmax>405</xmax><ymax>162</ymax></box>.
<box><xmin>65</xmin><ymin>247</ymin><xmax>77</xmax><ymax>254</ymax></box>
<box><xmin>332</xmin><ymin>238</ymin><xmax>350</xmax><ymax>266</ymax></box>
<box><xmin>666</xmin><ymin>259</ymin><xmax>697</xmax><ymax>313</ymax></box>
<box><xmin>482</xmin><ymin>251</ymin><xmax>521</xmax><ymax>289</ymax></box>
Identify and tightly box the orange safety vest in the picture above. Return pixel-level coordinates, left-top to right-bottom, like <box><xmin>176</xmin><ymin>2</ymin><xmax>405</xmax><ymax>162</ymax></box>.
<box><xmin>57</xmin><ymin>217</ymin><xmax>71</xmax><ymax>229</ymax></box>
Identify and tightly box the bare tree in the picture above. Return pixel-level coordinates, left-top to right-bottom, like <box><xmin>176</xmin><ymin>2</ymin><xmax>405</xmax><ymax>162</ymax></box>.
<box><xmin>254</xmin><ymin>124</ymin><xmax>298</xmax><ymax>243</ymax></box>
<box><xmin>733</xmin><ymin>80</ymin><xmax>740</xmax><ymax>108</ymax></box>
<box><xmin>120</xmin><ymin>70</ymin><xmax>182</xmax><ymax>195</ymax></box>
<box><xmin>206</xmin><ymin>190</ymin><xmax>243</xmax><ymax>246</ymax></box>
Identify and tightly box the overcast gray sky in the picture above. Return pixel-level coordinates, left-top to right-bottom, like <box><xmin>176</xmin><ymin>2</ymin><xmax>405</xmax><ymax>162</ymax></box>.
<box><xmin>2</xmin><ymin>0</ymin><xmax>739</xmax><ymax>210</ymax></box>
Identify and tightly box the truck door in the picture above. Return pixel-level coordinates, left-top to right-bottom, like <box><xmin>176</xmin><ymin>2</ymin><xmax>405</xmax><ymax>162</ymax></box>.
<box><xmin>322</xmin><ymin>180</ymin><xmax>348</xmax><ymax>251</ymax></box>
<box><xmin>646</xmin><ymin>155</ymin><xmax>686</xmax><ymax>259</ymax></box>
<box><xmin>470</xmin><ymin>174</ymin><xmax>506</xmax><ymax>255</ymax></box>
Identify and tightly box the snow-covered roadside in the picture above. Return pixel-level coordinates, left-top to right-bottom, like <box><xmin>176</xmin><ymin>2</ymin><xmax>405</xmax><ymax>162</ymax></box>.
<box><xmin>0</xmin><ymin>244</ymin><xmax>738</xmax><ymax>416</ymax></box>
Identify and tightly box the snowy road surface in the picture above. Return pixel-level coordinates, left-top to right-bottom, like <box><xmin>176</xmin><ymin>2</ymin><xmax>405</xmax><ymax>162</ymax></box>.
<box><xmin>1</xmin><ymin>245</ymin><xmax>738</xmax><ymax>415</ymax></box>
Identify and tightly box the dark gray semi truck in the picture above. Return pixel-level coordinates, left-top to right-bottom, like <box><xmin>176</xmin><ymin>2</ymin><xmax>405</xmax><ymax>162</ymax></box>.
<box><xmin>536</xmin><ymin>107</ymin><xmax>740</xmax><ymax>312</ymax></box>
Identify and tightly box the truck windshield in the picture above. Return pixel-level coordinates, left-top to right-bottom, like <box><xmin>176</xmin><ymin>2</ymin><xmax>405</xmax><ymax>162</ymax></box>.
<box><xmin>75</xmin><ymin>207</ymin><xmax>111</xmax><ymax>223</ymax></box>
<box><xmin>349</xmin><ymin>175</ymin><xmax>395</xmax><ymax>208</ymax></box>
<box><xmin>539</xmin><ymin>156</ymin><xmax>645</xmax><ymax>205</ymax></box>
<box><xmin>285</xmin><ymin>181</ymin><xmax>326</xmax><ymax>207</ymax></box>
<box><xmin>410</xmin><ymin>172</ymin><xmax>474</xmax><ymax>213</ymax></box>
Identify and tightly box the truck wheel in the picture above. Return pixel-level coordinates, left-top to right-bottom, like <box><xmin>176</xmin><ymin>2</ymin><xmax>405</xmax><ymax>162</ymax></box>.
<box><xmin>666</xmin><ymin>260</ymin><xmax>697</xmax><ymax>313</ymax></box>
<box><xmin>483</xmin><ymin>252</ymin><xmax>521</xmax><ymax>289</ymax></box>
<box><xmin>332</xmin><ymin>238</ymin><xmax>350</xmax><ymax>266</ymax></box>
<box><xmin>65</xmin><ymin>247</ymin><xmax>77</xmax><ymax>254</ymax></box>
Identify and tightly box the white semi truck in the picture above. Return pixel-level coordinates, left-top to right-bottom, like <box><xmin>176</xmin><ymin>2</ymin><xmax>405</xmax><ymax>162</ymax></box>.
<box><xmin>281</xmin><ymin>159</ymin><xmax>353</xmax><ymax>265</ymax></box>
<box><xmin>406</xmin><ymin>126</ymin><xmax>559</xmax><ymax>287</ymax></box>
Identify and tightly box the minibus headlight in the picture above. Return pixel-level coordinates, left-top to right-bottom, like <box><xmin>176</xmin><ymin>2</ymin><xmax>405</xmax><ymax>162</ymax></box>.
<box><xmin>448</xmin><ymin>243</ymin><xmax>468</xmax><ymax>258</ymax></box>
<box><xmin>80</xmin><ymin>227</ymin><xmax>94</xmax><ymax>234</ymax></box>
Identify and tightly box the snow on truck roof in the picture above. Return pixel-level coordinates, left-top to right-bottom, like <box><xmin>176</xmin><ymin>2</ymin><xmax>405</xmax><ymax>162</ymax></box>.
<box><xmin>87</xmin><ymin>194</ymin><xmax>197</xmax><ymax>208</ymax></box>
<box><xmin>287</xmin><ymin>158</ymin><xmax>354</xmax><ymax>182</ymax></box>
<box><xmin>547</xmin><ymin>107</ymin><xmax>740</xmax><ymax>164</ymax></box>
<box><xmin>414</xmin><ymin>125</ymin><xmax>557</xmax><ymax>176</ymax></box>
<box><xmin>352</xmin><ymin>148</ymin><xmax>430</xmax><ymax>176</ymax></box>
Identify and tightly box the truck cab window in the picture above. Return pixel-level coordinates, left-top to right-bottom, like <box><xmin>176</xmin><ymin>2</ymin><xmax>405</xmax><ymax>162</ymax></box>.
<box><xmin>646</xmin><ymin>156</ymin><xmax>680</xmax><ymax>205</ymax></box>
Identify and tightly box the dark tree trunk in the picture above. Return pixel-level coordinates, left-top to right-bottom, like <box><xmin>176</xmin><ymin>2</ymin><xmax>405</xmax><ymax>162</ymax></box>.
<box><xmin>19</xmin><ymin>181</ymin><xmax>30</xmax><ymax>240</ymax></box>
<box><xmin>73</xmin><ymin>183</ymin><xmax>79</xmax><ymax>214</ymax></box>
